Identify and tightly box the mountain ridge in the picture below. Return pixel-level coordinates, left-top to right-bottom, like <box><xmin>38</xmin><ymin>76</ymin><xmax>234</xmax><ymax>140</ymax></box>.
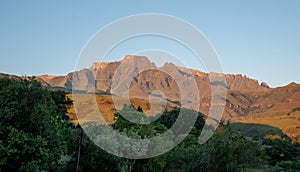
<box><xmin>1</xmin><ymin>55</ymin><xmax>300</xmax><ymax>141</ymax></box>
<box><xmin>39</xmin><ymin>55</ymin><xmax>268</xmax><ymax>93</ymax></box>
<box><xmin>1</xmin><ymin>55</ymin><xmax>299</xmax><ymax>118</ymax></box>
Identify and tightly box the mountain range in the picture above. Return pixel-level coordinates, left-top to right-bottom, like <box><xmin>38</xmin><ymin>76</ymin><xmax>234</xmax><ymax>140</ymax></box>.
<box><xmin>2</xmin><ymin>55</ymin><xmax>300</xmax><ymax>141</ymax></box>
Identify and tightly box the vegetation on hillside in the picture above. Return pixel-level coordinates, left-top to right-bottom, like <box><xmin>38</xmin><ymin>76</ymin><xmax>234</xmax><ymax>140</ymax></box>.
<box><xmin>0</xmin><ymin>77</ymin><xmax>300</xmax><ymax>171</ymax></box>
<box><xmin>229</xmin><ymin>122</ymin><xmax>289</xmax><ymax>140</ymax></box>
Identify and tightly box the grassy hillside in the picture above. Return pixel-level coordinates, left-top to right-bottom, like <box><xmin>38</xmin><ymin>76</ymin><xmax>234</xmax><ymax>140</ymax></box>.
<box><xmin>235</xmin><ymin>111</ymin><xmax>300</xmax><ymax>142</ymax></box>
<box><xmin>67</xmin><ymin>94</ymin><xmax>175</xmax><ymax>124</ymax></box>
<box><xmin>229</xmin><ymin>122</ymin><xmax>288</xmax><ymax>140</ymax></box>
<box><xmin>67</xmin><ymin>93</ymin><xmax>300</xmax><ymax>142</ymax></box>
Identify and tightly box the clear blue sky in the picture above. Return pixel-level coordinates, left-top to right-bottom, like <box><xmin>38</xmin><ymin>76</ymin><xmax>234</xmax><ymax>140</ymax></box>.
<box><xmin>0</xmin><ymin>0</ymin><xmax>299</xmax><ymax>87</ymax></box>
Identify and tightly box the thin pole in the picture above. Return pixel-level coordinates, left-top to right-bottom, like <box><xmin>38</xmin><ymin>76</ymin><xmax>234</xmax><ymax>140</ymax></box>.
<box><xmin>76</xmin><ymin>128</ymin><xmax>84</xmax><ymax>172</ymax></box>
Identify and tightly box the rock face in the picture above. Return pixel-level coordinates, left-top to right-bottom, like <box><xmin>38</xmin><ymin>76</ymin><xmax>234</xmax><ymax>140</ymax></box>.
<box><xmin>225</xmin><ymin>74</ymin><xmax>262</xmax><ymax>90</ymax></box>
<box><xmin>43</xmin><ymin>55</ymin><xmax>266</xmax><ymax>93</ymax></box>
<box><xmin>12</xmin><ymin>55</ymin><xmax>299</xmax><ymax>119</ymax></box>
<box><xmin>38</xmin><ymin>56</ymin><xmax>267</xmax><ymax>97</ymax></box>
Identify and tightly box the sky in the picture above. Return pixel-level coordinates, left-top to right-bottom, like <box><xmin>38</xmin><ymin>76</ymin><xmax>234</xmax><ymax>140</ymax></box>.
<box><xmin>0</xmin><ymin>0</ymin><xmax>299</xmax><ymax>87</ymax></box>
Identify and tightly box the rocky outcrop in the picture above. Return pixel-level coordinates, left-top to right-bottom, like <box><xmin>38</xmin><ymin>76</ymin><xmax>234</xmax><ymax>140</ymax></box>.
<box><xmin>261</xmin><ymin>82</ymin><xmax>270</xmax><ymax>88</ymax></box>
<box><xmin>225</xmin><ymin>74</ymin><xmax>263</xmax><ymax>90</ymax></box>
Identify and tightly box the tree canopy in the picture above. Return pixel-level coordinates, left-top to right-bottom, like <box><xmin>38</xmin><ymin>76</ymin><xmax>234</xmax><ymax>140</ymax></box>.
<box><xmin>0</xmin><ymin>78</ymin><xmax>77</xmax><ymax>171</ymax></box>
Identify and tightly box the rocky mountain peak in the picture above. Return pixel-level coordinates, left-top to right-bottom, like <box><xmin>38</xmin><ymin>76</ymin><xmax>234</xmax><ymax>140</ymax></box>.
<box><xmin>122</xmin><ymin>55</ymin><xmax>148</xmax><ymax>62</ymax></box>
<box><xmin>121</xmin><ymin>55</ymin><xmax>157</xmax><ymax>69</ymax></box>
<box><xmin>288</xmin><ymin>82</ymin><xmax>298</xmax><ymax>86</ymax></box>
<box><xmin>90</xmin><ymin>62</ymin><xmax>111</xmax><ymax>71</ymax></box>
<box><xmin>162</xmin><ymin>62</ymin><xmax>177</xmax><ymax>69</ymax></box>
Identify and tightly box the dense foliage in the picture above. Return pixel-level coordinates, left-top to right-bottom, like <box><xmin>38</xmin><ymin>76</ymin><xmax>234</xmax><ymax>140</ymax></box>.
<box><xmin>1</xmin><ymin>77</ymin><xmax>300</xmax><ymax>171</ymax></box>
<box><xmin>0</xmin><ymin>78</ymin><xmax>77</xmax><ymax>171</ymax></box>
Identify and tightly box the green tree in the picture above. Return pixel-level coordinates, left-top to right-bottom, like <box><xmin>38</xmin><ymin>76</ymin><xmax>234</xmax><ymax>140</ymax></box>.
<box><xmin>265</xmin><ymin>139</ymin><xmax>300</xmax><ymax>166</ymax></box>
<box><xmin>154</xmin><ymin>108</ymin><xmax>205</xmax><ymax>133</ymax></box>
<box><xmin>112</xmin><ymin>105</ymin><xmax>168</xmax><ymax>172</ymax></box>
<box><xmin>0</xmin><ymin>77</ymin><xmax>77</xmax><ymax>171</ymax></box>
